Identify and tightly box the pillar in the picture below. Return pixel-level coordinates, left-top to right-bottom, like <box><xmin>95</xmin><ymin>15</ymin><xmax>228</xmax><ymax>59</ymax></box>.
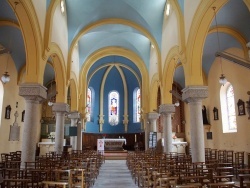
<box><xmin>19</xmin><ymin>84</ymin><xmax>47</xmax><ymax>168</ymax></box>
<box><xmin>182</xmin><ymin>86</ymin><xmax>208</xmax><ymax>163</ymax></box>
<box><xmin>159</xmin><ymin>104</ymin><xmax>175</xmax><ymax>154</ymax></box>
<box><xmin>143</xmin><ymin>114</ymin><xmax>149</xmax><ymax>150</ymax></box>
<box><xmin>52</xmin><ymin>103</ymin><xmax>69</xmax><ymax>154</ymax></box>
<box><xmin>77</xmin><ymin>118</ymin><xmax>83</xmax><ymax>150</ymax></box>
<box><xmin>68</xmin><ymin>111</ymin><xmax>81</xmax><ymax>150</ymax></box>
<box><xmin>148</xmin><ymin>112</ymin><xmax>159</xmax><ymax>132</ymax></box>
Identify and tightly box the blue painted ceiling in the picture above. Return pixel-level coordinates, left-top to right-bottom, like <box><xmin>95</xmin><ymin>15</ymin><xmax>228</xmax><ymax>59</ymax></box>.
<box><xmin>0</xmin><ymin>0</ymin><xmax>249</xmax><ymax>89</ymax></box>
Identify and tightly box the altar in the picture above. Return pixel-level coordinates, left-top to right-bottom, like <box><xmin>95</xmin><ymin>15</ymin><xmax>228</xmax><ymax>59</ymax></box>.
<box><xmin>103</xmin><ymin>138</ymin><xmax>126</xmax><ymax>151</ymax></box>
<box><xmin>37</xmin><ymin>139</ymin><xmax>66</xmax><ymax>156</ymax></box>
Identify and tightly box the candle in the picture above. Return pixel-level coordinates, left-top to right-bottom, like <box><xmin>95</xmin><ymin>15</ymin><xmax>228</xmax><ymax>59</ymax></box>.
<box><xmin>135</xmin><ymin>134</ymin><xmax>137</xmax><ymax>142</ymax></box>
<box><xmin>46</xmin><ymin>125</ymin><xmax>48</xmax><ymax>134</ymax></box>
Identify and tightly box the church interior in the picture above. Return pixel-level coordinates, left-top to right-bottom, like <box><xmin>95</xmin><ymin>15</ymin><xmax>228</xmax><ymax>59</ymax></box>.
<box><xmin>0</xmin><ymin>0</ymin><xmax>250</xmax><ymax>187</ymax></box>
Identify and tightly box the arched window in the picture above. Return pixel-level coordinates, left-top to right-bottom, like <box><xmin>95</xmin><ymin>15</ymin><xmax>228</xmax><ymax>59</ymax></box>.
<box><xmin>109</xmin><ymin>91</ymin><xmax>119</xmax><ymax>126</ymax></box>
<box><xmin>220</xmin><ymin>82</ymin><xmax>237</xmax><ymax>133</ymax></box>
<box><xmin>86</xmin><ymin>87</ymin><xmax>93</xmax><ymax>122</ymax></box>
<box><xmin>133</xmin><ymin>88</ymin><xmax>141</xmax><ymax>122</ymax></box>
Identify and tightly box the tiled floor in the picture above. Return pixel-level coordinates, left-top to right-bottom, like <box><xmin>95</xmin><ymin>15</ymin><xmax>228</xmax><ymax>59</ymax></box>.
<box><xmin>93</xmin><ymin>160</ymin><xmax>138</xmax><ymax>188</ymax></box>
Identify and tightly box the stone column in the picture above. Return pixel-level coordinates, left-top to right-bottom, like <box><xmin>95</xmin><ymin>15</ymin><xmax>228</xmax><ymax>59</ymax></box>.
<box><xmin>159</xmin><ymin>104</ymin><xmax>175</xmax><ymax>154</ymax></box>
<box><xmin>148</xmin><ymin>112</ymin><xmax>159</xmax><ymax>132</ymax></box>
<box><xmin>19</xmin><ymin>84</ymin><xmax>47</xmax><ymax>168</ymax></box>
<box><xmin>182</xmin><ymin>86</ymin><xmax>208</xmax><ymax>163</ymax></box>
<box><xmin>52</xmin><ymin>103</ymin><xmax>69</xmax><ymax>154</ymax></box>
<box><xmin>143</xmin><ymin>114</ymin><xmax>149</xmax><ymax>150</ymax></box>
<box><xmin>68</xmin><ymin>111</ymin><xmax>80</xmax><ymax>150</ymax></box>
<box><xmin>77</xmin><ymin>118</ymin><xmax>83</xmax><ymax>150</ymax></box>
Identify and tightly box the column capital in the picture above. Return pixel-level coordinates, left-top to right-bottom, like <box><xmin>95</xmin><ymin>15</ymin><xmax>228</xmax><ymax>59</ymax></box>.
<box><xmin>182</xmin><ymin>86</ymin><xmax>208</xmax><ymax>103</ymax></box>
<box><xmin>52</xmin><ymin>103</ymin><xmax>70</xmax><ymax>113</ymax></box>
<box><xmin>19</xmin><ymin>83</ymin><xmax>47</xmax><ymax>103</ymax></box>
<box><xmin>159</xmin><ymin>104</ymin><xmax>175</xmax><ymax>115</ymax></box>
<box><xmin>67</xmin><ymin>111</ymin><xmax>81</xmax><ymax>119</ymax></box>
<box><xmin>148</xmin><ymin>112</ymin><xmax>159</xmax><ymax>120</ymax></box>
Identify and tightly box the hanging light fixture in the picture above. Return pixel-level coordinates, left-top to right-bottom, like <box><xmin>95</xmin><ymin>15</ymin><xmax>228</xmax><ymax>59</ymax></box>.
<box><xmin>1</xmin><ymin>36</ymin><xmax>11</xmax><ymax>84</ymax></box>
<box><xmin>213</xmin><ymin>7</ymin><xmax>227</xmax><ymax>86</ymax></box>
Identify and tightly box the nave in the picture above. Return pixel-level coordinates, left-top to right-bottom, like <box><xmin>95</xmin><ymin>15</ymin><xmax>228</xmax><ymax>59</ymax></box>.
<box><xmin>93</xmin><ymin>160</ymin><xmax>137</xmax><ymax>188</ymax></box>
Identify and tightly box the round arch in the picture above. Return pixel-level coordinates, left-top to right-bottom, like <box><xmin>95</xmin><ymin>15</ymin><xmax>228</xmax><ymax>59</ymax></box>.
<box><xmin>208</xmin><ymin>26</ymin><xmax>249</xmax><ymax>58</ymax></box>
<box><xmin>68</xmin><ymin>18</ymin><xmax>162</xmax><ymax>82</ymax></box>
<box><xmin>79</xmin><ymin>46</ymin><xmax>149</xmax><ymax>114</ymax></box>
<box><xmin>44</xmin><ymin>43</ymin><xmax>67</xmax><ymax>103</ymax></box>
<box><xmin>149</xmin><ymin>74</ymin><xmax>160</xmax><ymax>112</ymax></box>
<box><xmin>9</xmin><ymin>0</ymin><xmax>43</xmax><ymax>83</ymax></box>
<box><xmin>185</xmin><ymin>0</ymin><xmax>228</xmax><ymax>86</ymax></box>
<box><xmin>162</xmin><ymin>46</ymin><xmax>183</xmax><ymax>104</ymax></box>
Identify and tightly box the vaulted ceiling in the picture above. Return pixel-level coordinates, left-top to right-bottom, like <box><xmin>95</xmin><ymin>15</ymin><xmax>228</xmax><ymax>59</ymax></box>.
<box><xmin>0</xmin><ymin>0</ymin><xmax>249</xmax><ymax>89</ymax></box>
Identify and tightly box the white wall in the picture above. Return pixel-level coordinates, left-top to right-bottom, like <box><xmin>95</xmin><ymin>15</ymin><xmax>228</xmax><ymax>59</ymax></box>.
<box><xmin>51</xmin><ymin>4</ymin><xmax>68</xmax><ymax>65</ymax></box>
<box><xmin>161</xmin><ymin>10</ymin><xmax>179</xmax><ymax>67</ymax></box>
<box><xmin>184</xmin><ymin>0</ymin><xmax>201</xmax><ymax>44</ymax></box>
<box><xmin>32</xmin><ymin>0</ymin><xmax>46</xmax><ymax>41</ymax></box>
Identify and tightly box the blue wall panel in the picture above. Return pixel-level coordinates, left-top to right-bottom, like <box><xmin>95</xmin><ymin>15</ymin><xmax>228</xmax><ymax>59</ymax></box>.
<box><xmin>85</xmin><ymin>61</ymin><xmax>142</xmax><ymax>134</ymax></box>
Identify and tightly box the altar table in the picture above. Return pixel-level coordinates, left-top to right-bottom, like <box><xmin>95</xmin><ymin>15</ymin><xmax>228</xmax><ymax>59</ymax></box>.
<box><xmin>103</xmin><ymin>138</ymin><xmax>126</xmax><ymax>151</ymax></box>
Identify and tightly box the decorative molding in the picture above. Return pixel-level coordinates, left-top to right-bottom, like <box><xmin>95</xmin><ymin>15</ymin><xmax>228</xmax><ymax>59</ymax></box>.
<box><xmin>99</xmin><ymin>115</ymin><xmax>105</xmax><ymax>132</ymax></box>
<box><xmin>52</xmin><ymin>103</ymin><xmax>70</xmax><ymax>113</ymax></box>
<box><xmin>182</xmin><ymin>86</ymin><xmax>208</xmax><ymax>103</ymax></box>
<box><xmin>123</xmin><ymin>115</ymin><xmax>129</xmax><ymax>132</ymax></box>
<box><xmin>159</xmin><ymin>104</ymin><xmax>175</xmax><ymax>115</ymax></box>
<box><xmin>67</xmin><ymin>111</ymin><xmax>80</xmax><ymax>119</ymax></box>
<box><xmin>19</xmin><ymin>84</ymin><xmax>47</xmax><ymax>103</ymax></box>
<box><xmin>148</xmin><ymin>112</ymin><xmax>160</xmax><ymax>120</ymax></box>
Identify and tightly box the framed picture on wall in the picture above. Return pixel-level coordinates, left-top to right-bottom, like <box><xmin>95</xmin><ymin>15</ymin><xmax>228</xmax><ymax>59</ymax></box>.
<box><xmin>5</xmin><ymin>105</ymin><xmax>11</xmax><ymax>119</ymax></box>
<box><xmin>237</xmin><ymin>99</ymin><xmax>245</xmax><ymax>116</ymax></box>
<box><xmin>213</xmin><ymin>107</ymin><xmax>219</xmax><ymax>120</ymax></box>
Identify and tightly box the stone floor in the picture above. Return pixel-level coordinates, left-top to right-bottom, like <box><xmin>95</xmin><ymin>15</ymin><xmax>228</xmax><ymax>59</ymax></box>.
<box><xmin>93</xmin><ymin>160</ymin><xmax>138</xmax><ymax>188</ymax></box>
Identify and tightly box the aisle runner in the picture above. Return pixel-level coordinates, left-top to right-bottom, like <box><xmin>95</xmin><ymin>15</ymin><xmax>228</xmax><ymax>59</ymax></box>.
<box><xmin>93</xmin><ymin>160</ymin><xmax>138</xmax><ymax>188</ymax></box>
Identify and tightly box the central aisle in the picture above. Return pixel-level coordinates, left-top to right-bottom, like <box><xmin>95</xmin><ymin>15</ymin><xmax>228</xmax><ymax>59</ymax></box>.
<box><xmin>93</xmin><ymin>160</ymin><xmax>138</xmax><ymax>188</ymax></box>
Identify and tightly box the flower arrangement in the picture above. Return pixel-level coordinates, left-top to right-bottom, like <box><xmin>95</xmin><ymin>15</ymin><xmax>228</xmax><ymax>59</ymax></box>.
<box><xmin>48</xmin><ymin>132</ymin><xmax>55</xmax><ymax>141</ymax></box>
<box><xmin>172</xmin><ymin>135</ymin><xmax>177</xmax><ymax>139</ymax></box>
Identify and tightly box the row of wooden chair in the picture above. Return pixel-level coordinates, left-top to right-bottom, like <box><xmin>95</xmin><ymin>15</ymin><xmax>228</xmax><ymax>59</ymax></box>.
<box><xmin>127</xmin><ymin>150</ymin><xmax>237</xmax><ymax>188</ymax></box>
<box><xmin>0</xmin><ymin>150</ymin><xmax>104</xmax><ymax>187</ymax></box>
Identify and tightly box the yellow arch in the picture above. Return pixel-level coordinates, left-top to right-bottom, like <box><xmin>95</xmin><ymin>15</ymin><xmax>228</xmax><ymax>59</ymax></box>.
<box><xmin>69</xmin><ymin>76</ymin><xmax>78</xmax><ymax>111</ymax></box>
<box><xmin>0</xmin><ymin>20</ymin><xmax>19</xmax><ymax>28</ymax></box>
<box><xmin>10</xmin><ymin>0</ymin><xmax>43</xmax><ymax>83</ymax></box>
<box><xmin>162</xmin><ymin>46</ymin><xmax>182</xmax><ymax>104</ymax></box>
<box><xmin>149</xmin><ymin>74</ymin><xmax>160</xmax><ymax>112</ymax></box>
<box><xmin>79</xmin><ymin>47</ymin><xmax>149</xmax><ymax>114</ymax></box>
<box><xmin>44</xmin><ymin>43</ymin><xmax>67</xmax><ymax>103</ymax></box>
<box><xmin>185</xmin><ymin>0</ymin><xmax>228</xmax><ymax>86</ymax></box>
<box><xmin>68</xmin><ymin>18</ymin><xmax>162</xmax><ymax>82</ymax></box>
<box><xmin>208</xmin><ymin>26</ymin><xmax>249</xmax><ymax>58</ymax></box>
<box><xmin>243</xmin><ymin>0</ymin><xmax>250</xmax><ymax>10</ymax></box>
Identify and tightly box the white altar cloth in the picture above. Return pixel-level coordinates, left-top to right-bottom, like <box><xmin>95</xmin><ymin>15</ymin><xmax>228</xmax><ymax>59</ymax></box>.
<box><xmin>103</xmin><ymin>138</ymin><xmax>126</xmax><ymax>145</ymax></box>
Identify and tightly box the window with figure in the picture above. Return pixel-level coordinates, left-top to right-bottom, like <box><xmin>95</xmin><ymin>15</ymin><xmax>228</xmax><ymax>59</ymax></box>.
<box><xmin>86</xmin><ymin>87</ymin><xmax>94</xmax><ymax>122</ymax></box>
<box><xmin>109</xmin><ymin>91</ymin><xmax>119</xmax><ymax>126</ymax></box>
<box><xmin>220</xmin><ymin>82</ymin><xmax>237</xmax><ymax>133</ymax></box>
<box><xmin>133</xmin><ymin>87</ymin><xmax>141</xmax><ymax>122</ymax></box>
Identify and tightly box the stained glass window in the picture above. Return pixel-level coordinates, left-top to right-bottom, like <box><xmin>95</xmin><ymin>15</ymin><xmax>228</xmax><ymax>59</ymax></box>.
<box><xmin>133</xmin><ymin>88</ymin><xmax>141</xmax><ymax>122</ymax></box>
<box><xmin>86</xmin><ymin>88</ymin><xmax>92</xmax><ymax>122</ymax></box>
<box><xmin>226</xmin><ymin>85</ymin><xmax>237</xmax><ymax>130</ymax></box>
<box><xmin>109</xmin><ymin>91</ymin><xmax>119</xmax><ymax>126</ymax></box>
